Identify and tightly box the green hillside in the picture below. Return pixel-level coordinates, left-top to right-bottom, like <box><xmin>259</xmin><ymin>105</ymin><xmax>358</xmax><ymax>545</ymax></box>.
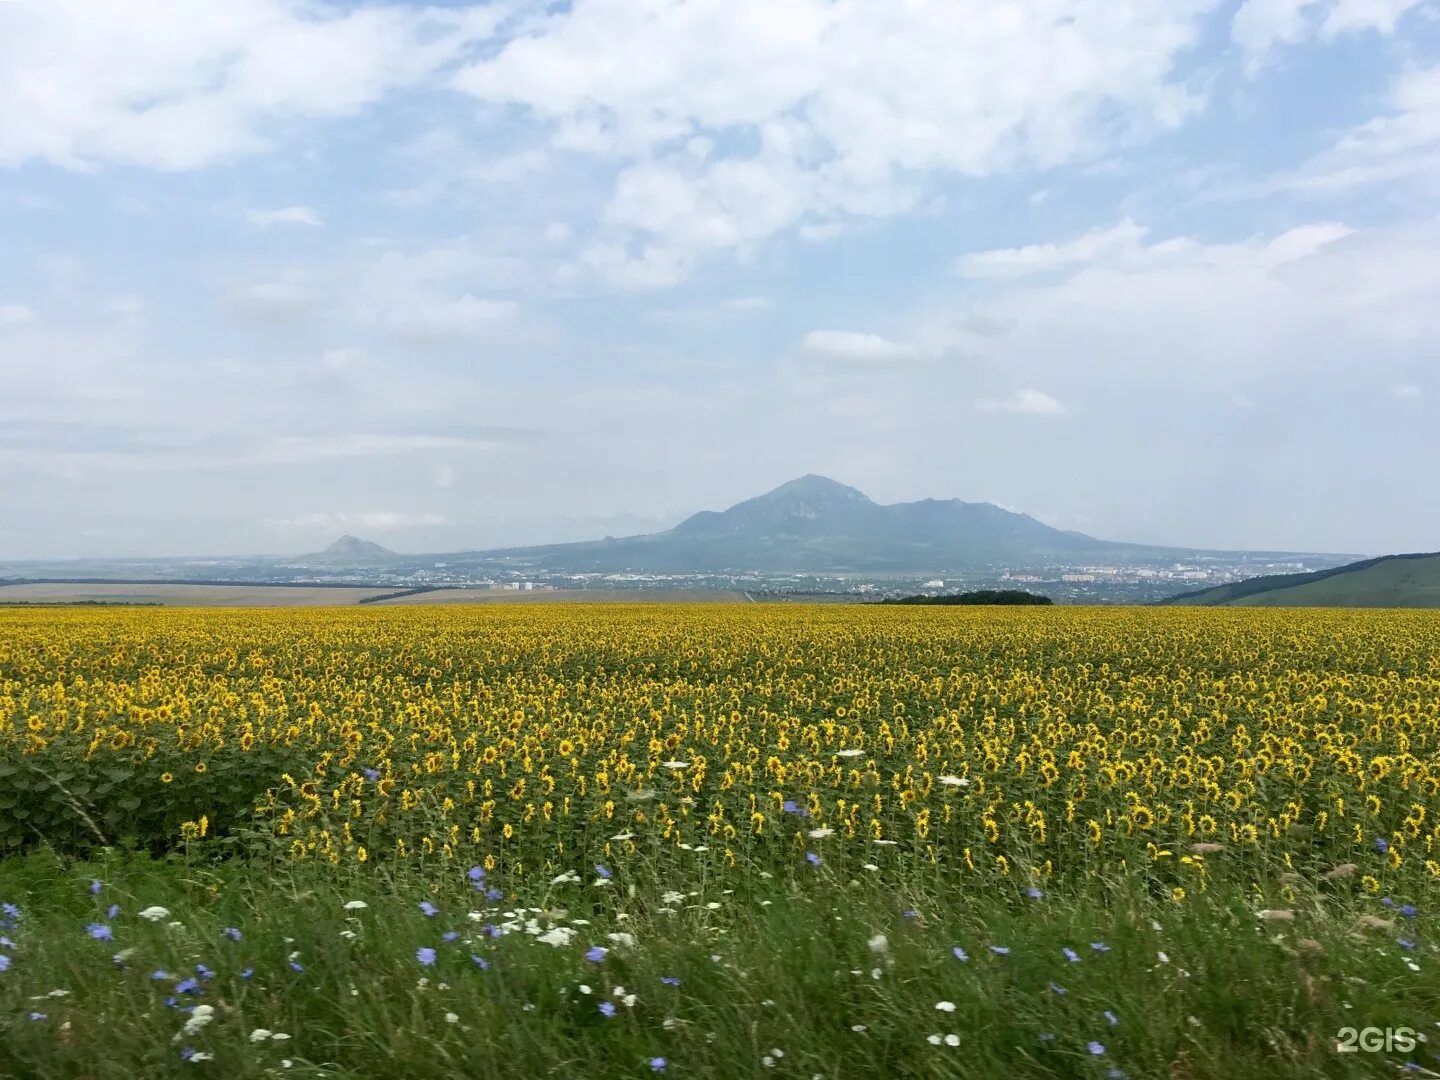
<box><xmin>1163</xmin><ymin>551</ymin><xmax>1440</xmax><ymax>608</ymax></box>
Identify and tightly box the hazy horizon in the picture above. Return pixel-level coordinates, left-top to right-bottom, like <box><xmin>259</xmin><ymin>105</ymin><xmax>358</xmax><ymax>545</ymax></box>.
<box><xmin>3</xmin><ymin>1</ymin><xmax>1437</xmax><ymax>561</ymax></box>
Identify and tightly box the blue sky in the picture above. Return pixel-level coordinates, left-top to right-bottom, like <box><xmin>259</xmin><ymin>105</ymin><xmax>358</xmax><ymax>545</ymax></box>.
<box><xmin>1</xmin><ymin>0</ymin><xmax>1437</xmax><ymax>559</ymax></box>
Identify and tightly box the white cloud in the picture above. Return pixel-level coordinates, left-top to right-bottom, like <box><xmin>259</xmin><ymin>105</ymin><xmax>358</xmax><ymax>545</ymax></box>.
<box><xmin>247</xmin><ymin>206</ymin><xmax>323</xmax><ymax>227</ymax></box>
<box><xmin>975</xmin><ymin>389</ymin><xmax>1068</xmax><ymax>415</ymax></box>
<box><xmin>456</xmin><ymin>0</ymin><xmax>1215</xmax><ymax>283</ymax></box>
<box><xmin>1275</xmin><ymin>64</ymin><xmax>1440</xmax><ymax>196</ymax></box>
<box><xmin>956</xmin><ymin>220</ymin><xmax>1155</xmax><ymax>278</ymax></box>
<box><xmin>800</xmin><ymin>330</ymin><xmax>932</xmax><ymax>364</ymax></box>
<box><xmin>0</xmin><ymin>1</ymin><xmax>504</xmax><ymax>169</ymax></box>
<box><xmin>1232</xmin><ymin>0</ymin><xmax>1426</xmax><ymax>68</ymax></box>
<box><xmin>270</xmin><ymin>511</ymin><xmax>451</xmax><ymax>533</ymax></box>
<box><xmin>0</xmin><ymin>303</ymin><xmax>36</xmax><ymax>327</ymax></box>
<box><xmin>1394</xmin><ymin>383</ymin><xmax>1422</xmax><ymax>398</ymax></box>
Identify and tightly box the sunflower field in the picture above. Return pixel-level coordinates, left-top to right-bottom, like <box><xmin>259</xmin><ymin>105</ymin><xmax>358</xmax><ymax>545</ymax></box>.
<box><xmin>4</xmin><ymin>605</ymin><xmax>1440</xmax><ymax>1078</ymax></box>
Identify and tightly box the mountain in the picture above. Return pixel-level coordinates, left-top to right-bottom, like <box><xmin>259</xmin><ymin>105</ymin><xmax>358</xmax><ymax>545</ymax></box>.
<box><xmin>310</xmin><ymin>535</ymin><xmax>397</xmax><ymax>564</ymax></box>
<box><xmin>1160</xmin><ymin>551</ymin><xmax>1440</xmax><ymax>608</ymax></box>
<box><xmin>475</xmin><ymin>475</ymin><xmax>1236</xmax><ymax>574</ymax></box>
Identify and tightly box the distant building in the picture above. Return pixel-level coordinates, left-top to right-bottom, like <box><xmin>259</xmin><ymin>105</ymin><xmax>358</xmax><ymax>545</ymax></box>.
<box><xmin>923</xmin><ymin>579</ymin><xmax>944</xmax><ymax>589</ymax></box>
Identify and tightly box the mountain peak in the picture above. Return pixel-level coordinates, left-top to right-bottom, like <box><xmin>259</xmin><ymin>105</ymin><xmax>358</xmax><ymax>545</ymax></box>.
<box><xmin>764</xmin><ymin>474</ymin><xmax>873</xmax><ymax>503</ymax></box>
<box><xmin>314</xmin><ymin>535</ymin><xmax>396</xmax><ymax>561</ymax></box>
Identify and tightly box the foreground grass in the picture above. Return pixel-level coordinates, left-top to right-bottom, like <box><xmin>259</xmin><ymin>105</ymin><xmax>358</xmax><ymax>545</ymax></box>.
<box><xmin>1</xmin><ymin>850</ymin><xmax>1436</xmax><ymax>1079</ymax></box>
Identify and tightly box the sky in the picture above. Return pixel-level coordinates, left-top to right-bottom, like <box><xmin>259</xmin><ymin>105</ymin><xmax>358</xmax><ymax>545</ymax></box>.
<box><xmin>1</xmin><ymin>0</ymin><xmax>1437</xmax><ymax>560</ymax></box>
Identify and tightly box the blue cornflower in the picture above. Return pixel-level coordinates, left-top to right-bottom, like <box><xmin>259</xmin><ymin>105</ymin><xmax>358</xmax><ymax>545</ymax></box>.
<box><xmin>1398</xmin><ymin>937</ymin><xmax>1417</xmax><ymax>950</ymax></box>
<box><xmin>1090</xmin><ymin>942</ymin><xmax>1111</xmax><ymax>952</ymax></box>
<box><xmin>151</xmin><ymin>970</ymin><xmax>170</xmax><ymax>980</ymax></box>
<box><xmin>0</xmin><ymin>936</ymin><xmax>14</xmax><ymax>949</ymax></box>
<box><xmin>598</xmin><ymin>1001</ymin><xmax>617</xmax><ymax>1017</ymax></box>
<box><xmin>240</xmin><ymin>968</ymin><xmax>254</xmax><ymax>979</ymax></box>
<box><xmin>585</xmin><ymin>945</ymin><xmax>609</xmax><ymax>963</ymax></box>
<box><xmin>417</xmin><ymin>947</ymin><xmax>437</xmax><ymax>966</ymax></box>
<box><xmin>1025</xmin><ymin>887</ymin><xmax>1044</xmax><ymax>900</ymax></box>
<box><xmin>989</xmin><ymin>945</ymin><xmax>1010</xmax><ymax>955</ymax></box>
<box><xmin>106</xmin><ymin>904</ymin><xmax>120</xmax><ymax>919</ymax></box>
<box><xmin>902</xmin><ymin>909</ymin><xmax>919</xmax><ymax>920</ymax></box>
<box><xmin>196</xmin><ymin>964</ymin><xmax>215</xmax><ymax>980</ymax></box>
<box><xmin>289</xmin><ymin>961</ymin><xmax>304</xmax><ymax>972</ymax></box>
<box><xmin>90</xmin><ymin>879</ymin><xmax>103</xmax><ymax>895</ymax></box>
<box><xmin>1382</xmin><ymin>897</ymin><xmax>1397</xmax><ymax>908</ymax></box>
<box><xmin>782</xmin><ymin>800</ymin><xmax>808</xmax><ymax>816</ymax></box>
<box><xmin>1063</xmin><ymin>947</ymin><xmax>1080</xmax><ymax>963</ymax></box>
<box><xmin>649</xmin><ymin>1058</ymin><xmax>667</xmax><ymax>1073</ymax></box>
<box><xmin>0</xmin><ymin>955</ymin><xmax>11</xmax><ymax>973</ymax></box>
<box><xmin>222</xmin><ymin>928</ymin><xmax>242</xmax><ymax>941</ymax></box>
<box><xmin>86</xmin><ymin>922</ymin><xmax>113</xmax><ymax>941</ymax></box>
<box><xmin>1088</xmin><ymin>1041</ymin><xmax>1106</xmax><ymax>1055</ymax></box>
<box><xmin>164</xmin><ymin>996</ymin><xmax>180</xmax><ymax>1009</ymax></box>
<box><xmin>952</xmin><ymin>947</ymin><xmax>969</xmax><ymax>961</ymax></box>
<box><xmin>595</xmin><ymin>864</ymin><xmax>613</xmax><ymax>880</ymax></box>
<box><xmin>484</xmin><ymin>923</ymin><xmax>502</xmax><ymax>939</ymax></box>
<box><xmin>443</xmin><ymin>931</ymin><xmax>460</xmax><ymax>942</ymax></box>
<box><xmin>659</xmin><ymin>976</ymin><xmax>681</xmax><ymax>986</ymax></box>
<box><xmin>805</xmin><ymin>852</ymin><xmax>822</xmax><ymax>867</ymax></box>
<box><xmin>29</xmin><ymin>1011</ymin><xmax>46</xmax><ymax>1021</ymax></box>
<box><xmin>471</xmin><ymin>954</ymin><xmax>489</xmax><ymax>970</ymax></box>
<box><xmin>175</xmin><ymin>978</ymin><xmax>200</xmax><ymax>994</ymax></box>
<box><xmin>363</xmin><ymin>768</ymin><xmax>380</xmax><ymax>781</ymax></box>
<box><xmin>467</xmin><ymin>866</ymin><xmax>485</xmax><ymax>882</ymax></box>
<box><xmin>179</xmin><ymin>1048</ymin><xmax>197</xmax><ymax>1061</ymax></box>
<box><xmin>1</xmin><ymin>903</ymin><xmax>20</xmax><ymax>920</ymax></box>
<box><xmin>1104</xmin><ymin>1011</ymin><xmax>1119</xmax><ymax>1026</ymax></box>
<box><xmin>419</xmin><ymin>901</ymin><xmax>439</xmax><ymax>917</ymax></box>
<box><xmin>1376</xmin><ymin>837</ymin><xmax>1390</xmax><ymax>854</ymax></box>
<box><xmin>1048</xmin><ymin>983</ymin><xmax>1068</xmax><ymax>995</ymax></box>
<box><xmin>485</xmin><ymin>887</ymin><xmax>503</xmax><ymax>902</ymax></box>
<box><xmin>1401</xmin><ymin>905</ymin><xmax>1418</xmax><ymax>919</ymax></box>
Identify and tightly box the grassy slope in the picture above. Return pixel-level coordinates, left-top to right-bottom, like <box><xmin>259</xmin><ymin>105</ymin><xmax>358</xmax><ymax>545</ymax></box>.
<box><xmin>1164</xmin><ymin>553</ymin><xmax>1440</xmax><ymax>608</ymax></box>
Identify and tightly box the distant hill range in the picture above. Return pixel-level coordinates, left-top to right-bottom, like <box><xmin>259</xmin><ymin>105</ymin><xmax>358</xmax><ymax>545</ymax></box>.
<box><xmin>310</xmin><ymin>535</ymin><xmax>397</xmax><ymax>564</ymax></box>
<box><xmin>471</xmin><ymin>474</ymin><xmax>1326</xmax><ymax>574</ymax></box>
<box><xmin>1160</xmin><ymin>551</ymin><xmax>1440</xmax><ymax>608</ymax></box>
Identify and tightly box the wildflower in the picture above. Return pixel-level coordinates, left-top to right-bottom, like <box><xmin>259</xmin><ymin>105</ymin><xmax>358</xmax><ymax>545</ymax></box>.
<box><xmin>599</xmin><ymin>1001</ymin><xmax>617</xmax><ymax>1018</ymax></box>
<box><xmin>86</xmin><ymin>923</ymin><xmax>113</xmax><ymax>941</ymax></box>
<box><xmin>176</xmin><ymin>978</ymin><xmax>200</xmax><ymax>994</ymax></box>
<box><xmin>196</xmin><ymin>964</ymin><xmax>215</xmax><ymax>980</ymax></box>
<box><xmin>222</xmin><ymin>928</ymin><xmax>242</xmax><ymax>942</ymax></box>
<box><xmin>419</xmin><ymin>901</ymin><xmax>439</xmax><ymax>917</ymax></box>
<box><xmin>1398</xmin><ymin>938</ymin><xmax>1417</xmax><ymax>950</ymax></box>
<box><xmin>944</xmin><ymin>1034</ymin><xmax>960</xmax><ymax>1046</ymax></box>
<box><xmin>485</xmin><ymin>888</ymin><xmax>503</xmax><ymax>902</ymax></box>
<box><xmin>1025</xmin><ymin>888</ymin><xmax>1044</xmax><ymax>900</ymax></box>
<box><xmin>1376</xmin><ymin>837</ymin><xmax>1389</xmax><ymax>854</ymax></box>
<box><xmin>182</xmin><ymin>1004</ymin><xmax>216</xmax><ymax>1036</ymax></box>
<box><xmin>935</xmin><ymin>1001</ymin><xmax>956</xmax><ymax>1012</ymax></box>
<box><xmin>289</xmin><ymin>961</ymin><xmax>304</xmax><ymax>973</ymax></box>
<box><xmin>417</xmin><ymin>947</ymin><xmax>437</xmax><ymax>966</ymax></box>
<box><xmin>30</xmin><ymin>1011</ymin><xmax>46</xmax><ymax>1021</ymax></box>
<box><xmin>938</xmin><ymin>775</ymin><xmax>969</xmax><ymax>786</ymax></box>
<box><xmin>836</xmin><ymin>749</ymin><xmax>865</xmax><ymax>758</ymax></box>
<box><xmin>595</xmin><ymin>864</ymin><xmax>613</xmax><ymax>880</ymax></box>
<box><xmin>808</xmin><ymin>828</ymin><xmax>835</xmax><ymax>839</ymax></box>
<box><xmin>363</xmin><ymin>768</ymin><xmax>380</xmax><ymax>781</ymax></box>
<box><xmin>805</xmin><ymin>852</ymin><xmax>822</xmax><ymax>867</ymax></box>
<box><xmin>1063</xmin><ymin>947</ymin><xmax>1080</xmax><ymax>963</ymax></box>
<box><xmin>106</xmin><ymin>904</ymin><xmax>121</xmax><ymax>919</ymax></box>
<box><xmin>1038</xmin><ymin>1032</ymin><xmax>1055</xmax><ymax>1042</ymax></box>
<box><xmin>851</xmin><ymin>1024</ymin><xmax>867</xmax><ymax>1033</ymax></box>
<box><xmin>343</xmin><ymin>900</ymin><xmax>368</xmax><ymax>911</ymax></box>
<box><xmin>152</xmin><ymin>970</ymin><xmax>170</xmax><ymax>980</ymax></box>
<box><xmin>445</xmin><ymin>1012</ymin><xmax>460</xmax><ymax>1024</ymax></box>
<box><xmin>1049</xmin><ymin>983</ymin><xmax>1068</xmax><ymax>995</ymax></box>
<box><xmin>240</xmin><ymin>969</ymin><xmax>254</xmax><ymax>979</ymax></box>
<box><xmin>1089</xmin><ymin>1041</ymin><xmax>1106</xmax><ymax>1055</ymax></box>
<box><xmin>1091</xmin><ymin>942</ymin><xmax>1111</xmax><ymax>952</ymax></box>
<box><xmin>659</xmin><ymin>976</ymin><xmax>681</xmax><ymax>986</ymax></box>
<box><xmin>138</xmin><ymin>906</ymin><xmax>171</xmax><ymax>922</ymax></box>
<box><xmin>468</xmin><ymin>866</ymin><xmax>486</xmax><ymax>883</ymax></box>
<box><xmin>952</xmin><ymin>947</ymin><xmax>969</xmax><ymax>961</ymax></box>
<box><xmin>649</xmin><ymin>1058</ymin><xmax>667</xmax><ymax>1072</ymax></box>
<box><xmin>608</xmin><ymin>932</ymin><xmax>637</xmax><ymax>948</ymax></box>
<box><xmin>471</xmin><ymin>954</ymin><xmax>489</xmax><ymax>970</ymax></box>
<box><xmin>989</xmin><ymin>945</ymin><xmax>1010</xmax><ymax>955</ymax></box>
<box><xmin>90</xmin><ymin>880</ymin><xmax>102</xmax><ymax>895</ymax></box>
<box><xmin>868</xmin><ymin>934</ymin><xmax>889</xmax><ymax>954</ymax></box>
<box><xmin>782</xmin><ymin>801</ymin><xmax>808</xmax><ymax>816</ymax></box>
<box><xmin>661</xmin><ymin>760</ymin><xmax>690</xmax><ymax>769</ymax></box>
<box><xmin>1104</xmin><ymin>1010</ymin><xmax>1119</xmax><ymax>1026</ymax></box>
<box><xmin>585</xmin><ymin>946</ymin><xmax>609</xmax><ymax>963</ymax></box>
<box><xmin>1401</xmin><ymin>905</ymin><xmax>1418</xmax><ymax>919</ymax></box>
<box><xmin>902</xmin><ymin>909</ymin><xmax>919</xmax><ymax>920</ymax></box>
<box><xmin>250</xmin><ymin>1029</ymin><xmax>273</xmax><ymax>1043</ymax></box>
<box><xmin>1157</xmin><ymin>951</ymin><xmax>1170</xmax><ymax>963</ymax></box>
<box><xmin>442</xmin><ymin>931</ymin><xmax>460</xmax><ymax>942</ymax></box>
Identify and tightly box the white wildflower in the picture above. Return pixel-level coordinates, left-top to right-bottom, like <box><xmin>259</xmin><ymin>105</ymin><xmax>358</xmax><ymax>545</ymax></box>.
<box><xmin>339</xmin><ymin>930</ymin><xmax>357</xmax><ymax>941</ymax></box>
<box><xmin>868</xmin><ymin>934</ymin><xmax>889</xmax><ymax>954</ymax></box>
<box><xmin>537</xmin><ymin>926</ymin><xmax>575</xmax><ymax>948</ymax></box>
<box><xmin>182</xmin><ymin>1004</ymin><xmax>216</xmax><ymax>1037</ymax></box>
<box><xmin>610</xmin><ymin>832</ymin><xmax>636</xmax><ymax>841</ymax></box>
<box><xmin>661</xmin><ymin>761</ymin><xmax>690</xmax><ymax>769</ymax></box>
<box><xmin>138</xmin><ymin>906</ymin><xmax>170</xmax><ymax>922</ymax></box>
<box><xmin>608</xmin><ymin>932</ymin><xmax>636</xmax><ymax>948</ymax></box>
<box><xmin>836</xmin><ymin>749</ymin><xmax>865</xmax><ymax>758</ymax></box>
<box><xmin>927</xmin><ymin>1035</ymin><xmax>943</xmax><ymax>1045</ymax></box>
<box><xmin>445</xmin><ymin>1012</ymin><xmax>460</xmax><ymax>1024</ymax></box>
<box><xmin>250</xmin><ymin>1029</ymin><xmax>273</xmax><ymax>1043</ymax></box>
<box><xmin>935</xmin><ymin>1001</ymin><xmax>956</xmax><ymax>1012</ymax></box>
<box><xmin>343</xmin><ymin>900</ymin><xmax>368</xmax><ymax>911</ymax></box>
<box><xmin>550</xmin><ymin>870</ymin><xmax>580</xmax><ymax>885</ymax></box>
<box><xmin>187</xmin><ymin>1052</ymin><xmax>213</xmax><ymax>1063</ymax></box>
<box><xmin>944</xmin><ymin>1034</ymin><xmax>960</xmax><ymax>1047</ymax></box>
<box><xmin>938</xmin><ymin>775</ymin><xmax>969</xmax><ymax>787</ymax></box>
<box><xmin>808</xmin><ymin>828</ymin><xmax>835</xmax><ymax>839</ymax></box>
